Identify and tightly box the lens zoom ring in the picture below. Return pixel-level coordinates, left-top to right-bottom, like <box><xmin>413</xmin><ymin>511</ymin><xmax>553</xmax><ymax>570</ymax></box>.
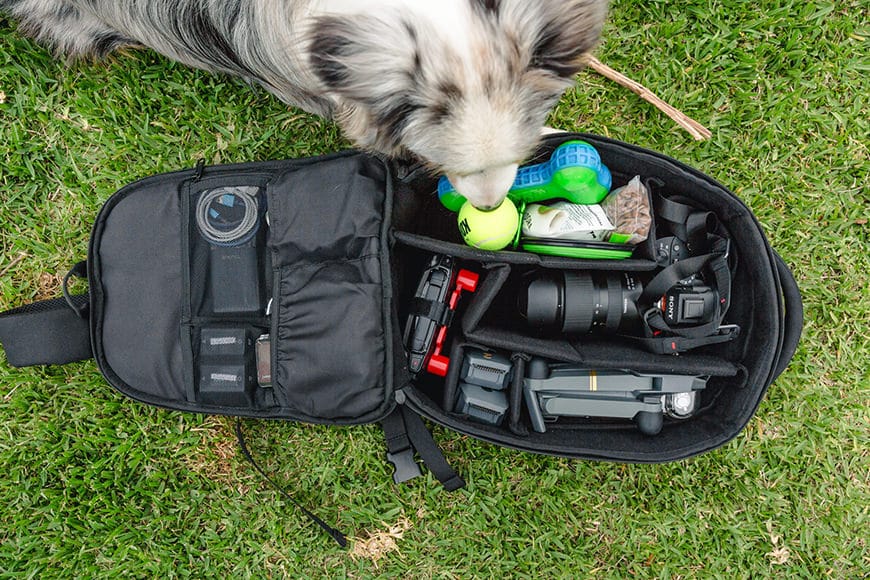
<box><xmin>562</xmin><ymin>272</ymin><xmax>595</xmax><ymax>334</ymax></box>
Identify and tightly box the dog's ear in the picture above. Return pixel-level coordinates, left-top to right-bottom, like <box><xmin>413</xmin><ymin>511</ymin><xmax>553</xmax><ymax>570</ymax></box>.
<box><xmin>309</xmin><ymin>16</ymin><xmax>420</xmax><ymax>103</ymax></box>
<box><xmin>309</xmin><ymin>15</ymin><xmax>421</xmax><ymax>151</ymax></box>
<box><xmin>518</xmin><ymin>0</ymin><xmax>609</xmax><ymax>78</ymax></box>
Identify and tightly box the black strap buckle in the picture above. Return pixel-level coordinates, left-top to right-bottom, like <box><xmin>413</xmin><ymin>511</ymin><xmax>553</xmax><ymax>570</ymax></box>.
<box><xmin>386</xmin><ymin>449</ymin><xmax>422</xmax><ymax>484</ymax></box>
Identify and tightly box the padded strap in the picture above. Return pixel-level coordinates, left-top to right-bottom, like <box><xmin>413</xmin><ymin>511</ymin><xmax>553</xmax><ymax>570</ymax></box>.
<box><xmin>508</xmin><ymin>354</ymin><xmax>530</xmax><ymax>436</ymax></box>
<box><xmin>0</xmin><ymin>294</ymin><xmax>92</xmax><ymax>367</ymax></box>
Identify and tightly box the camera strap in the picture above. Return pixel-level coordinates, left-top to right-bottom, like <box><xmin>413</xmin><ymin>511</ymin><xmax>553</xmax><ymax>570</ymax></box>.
<box><xmin>654</xmin><ymin>194</ymin><xmax>718</xmax><ymax>256</ymax></box>
<box><xmin>632</xmin><ymin>194</ymin><xmax>738</xmax><ymax>353</ymax></box>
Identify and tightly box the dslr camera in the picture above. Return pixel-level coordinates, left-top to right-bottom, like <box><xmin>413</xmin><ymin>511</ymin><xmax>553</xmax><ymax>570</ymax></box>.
<box><xmin>519</xmin><ymin>270</ymin><xmax>720</xmax><ymax>335</ymax></box>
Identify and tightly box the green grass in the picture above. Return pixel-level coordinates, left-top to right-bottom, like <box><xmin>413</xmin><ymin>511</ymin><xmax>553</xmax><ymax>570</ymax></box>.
<box><xmin>1</xmin><ymin>0</ymin><xmax>867</xmax><ymax>577</ymax></box>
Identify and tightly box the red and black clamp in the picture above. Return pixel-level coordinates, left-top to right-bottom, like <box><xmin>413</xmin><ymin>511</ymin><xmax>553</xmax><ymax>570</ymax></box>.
<box><xmin>403</xmin><ymin>255</ymin><xmax>479</xmax><ymax>377</ymax></box>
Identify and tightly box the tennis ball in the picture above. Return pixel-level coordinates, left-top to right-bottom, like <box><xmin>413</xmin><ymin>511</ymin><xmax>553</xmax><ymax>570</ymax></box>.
<box><xmin>457</xmin><ymin>199</ymin><xmax>520</xmax><ymax>251</ymax></box>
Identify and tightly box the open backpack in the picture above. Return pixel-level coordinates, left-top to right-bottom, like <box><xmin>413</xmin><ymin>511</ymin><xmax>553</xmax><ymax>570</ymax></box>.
<box><xmin>0</xmin><ymin>133</ymin><xmax>803</xmax><ymax>545</ymax></box>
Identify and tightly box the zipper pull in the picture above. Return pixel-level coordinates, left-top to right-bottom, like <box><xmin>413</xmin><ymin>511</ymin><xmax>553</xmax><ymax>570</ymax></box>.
<box><xmin>193</xmin><ymin>158</ymin><xmax>206</xmax><ymax>181</ymax></box>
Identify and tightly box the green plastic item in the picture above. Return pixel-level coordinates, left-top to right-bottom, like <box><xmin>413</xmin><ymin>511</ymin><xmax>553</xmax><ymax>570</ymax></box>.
<box><xmin>438</xmin><ymin>140</ymin><xmax>612</xmax><ymax>212</ymax></box>
<box><xmin>519</xmin><ymin>239</ymin><xmax>635</xmax><ymax>260</ymax></box>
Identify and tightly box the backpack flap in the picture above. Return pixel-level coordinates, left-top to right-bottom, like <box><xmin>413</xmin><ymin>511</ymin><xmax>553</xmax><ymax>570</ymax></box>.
<box><xmin>88</xmin><ymin>152</ymin><xmax>406</xmax><ymax>423</ymax></box>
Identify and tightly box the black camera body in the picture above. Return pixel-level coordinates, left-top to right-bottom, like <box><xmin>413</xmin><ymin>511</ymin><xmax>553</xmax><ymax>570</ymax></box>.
<box><xmin>655</xmin><ymin>236</ymin><xmax>692</xmax><ymax>267</ymax></box>
<box><xmin>661</xmin><ymin>282</ymin><xmax>718</xmax><ymax>327</ymax></box>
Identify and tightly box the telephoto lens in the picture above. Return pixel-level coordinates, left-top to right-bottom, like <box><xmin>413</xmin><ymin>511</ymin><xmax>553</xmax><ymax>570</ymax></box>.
<box><xmin>519</xmin><ymin>271</ymin><xmax>643</xmax><ymax>334</ymax></box>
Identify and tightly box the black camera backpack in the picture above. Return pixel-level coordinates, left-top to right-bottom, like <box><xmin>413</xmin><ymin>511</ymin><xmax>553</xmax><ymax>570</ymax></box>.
<box><xmin>0</xmin><ymin>133</ymin><xmax>802</xmax><ymax>544</ymax></box>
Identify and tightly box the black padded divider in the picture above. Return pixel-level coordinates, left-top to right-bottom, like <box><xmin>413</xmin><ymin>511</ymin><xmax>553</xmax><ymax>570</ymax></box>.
<box><xmin>393</xmin><ymin>231</ymin><xmax>659</xmax><ymax>272</ymax></box>
<box><xmin>440</xmin><ymin>339</ymin><xmax>468</xmax><ymax>412</ymax></box>
<box><xmin>507</xmin><ymin>354</ymin><xmax>529</xmax><ymax>437</ymax></box>
<box><xmin>460</xmin><ymin>263</ymin><xmax>511</xmax><ymax>335</ymax></box>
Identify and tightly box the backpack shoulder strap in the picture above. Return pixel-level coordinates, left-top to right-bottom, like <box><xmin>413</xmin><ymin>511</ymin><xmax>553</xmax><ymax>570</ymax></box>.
<box><xmin>0</xmin><ymin>262</ymin><xmax>92</xmax><ymax>367</ymax></box>
<box><xmin>381</xmin><ymin>403</ymin><xmax>465</xmax><ymax>492</ymax></box>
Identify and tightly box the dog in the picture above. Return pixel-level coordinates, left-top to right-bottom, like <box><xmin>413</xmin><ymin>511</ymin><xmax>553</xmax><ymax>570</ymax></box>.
<box><xmin>1</xmin><ymin>0</ymin><xmax>608</xmax><ymax>209</ymax></box>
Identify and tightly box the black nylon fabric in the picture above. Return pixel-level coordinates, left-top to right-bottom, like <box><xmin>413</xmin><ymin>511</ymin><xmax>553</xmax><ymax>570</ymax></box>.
<box><xmin>14</xmin><ymin>131</ymin><xmax>797</xmax><ymax>464</ymax></box>
<box><xmin>392</xmin><ymin>132</ymin><xmax>800</xmax><ymax>462</ymax></box>
<box><xmin>88</xmin><ymin>152</ymin><xmax>400</xmax><ymax>422</ymax></box>
<box><xmin>266</xmin><ymin>155</ymin><xmax>395</xmax><ymax>423</ymax></box>
<box><xmin>92</xmin><ymin>173</ymin><xmax>187</xmax><ymax>403</ymax></box>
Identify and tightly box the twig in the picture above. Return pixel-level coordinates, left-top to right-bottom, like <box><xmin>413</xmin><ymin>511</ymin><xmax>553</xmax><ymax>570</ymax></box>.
<box><xmin>0</xmin><ymin>252</ymin><xmax>27</xmax><ymax>278</ymax></box>
<box><xmin>585</xmin><ymin>56</ymin><xmax>712</xmax><ymax>141</ymax></box>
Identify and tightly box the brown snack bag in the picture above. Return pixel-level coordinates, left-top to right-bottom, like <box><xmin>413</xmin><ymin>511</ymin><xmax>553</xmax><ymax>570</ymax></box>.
<box><xmin>600</xmin><ymin>176</ymin><xmax>652</xmax><ymax>245</ymax></box>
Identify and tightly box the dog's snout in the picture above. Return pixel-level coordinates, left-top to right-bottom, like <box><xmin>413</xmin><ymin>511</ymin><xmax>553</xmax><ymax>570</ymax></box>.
<box><xmin>448</xmin><ymin>163</ymin><xmax>519</xmax><ymax>210</ymax></box>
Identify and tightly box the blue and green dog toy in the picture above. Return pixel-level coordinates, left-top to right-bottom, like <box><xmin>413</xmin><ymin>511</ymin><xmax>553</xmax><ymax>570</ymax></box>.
<box><xmin>438</xmin><ymin>140</ymin><xmax>612</xmax><ymax>212</ymax></box>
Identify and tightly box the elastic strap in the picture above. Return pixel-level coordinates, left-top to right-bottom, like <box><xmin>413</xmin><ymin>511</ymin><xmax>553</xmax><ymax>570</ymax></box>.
<box><xmin>234</xmin><ymin>420</ymin><xmax>347</xmax><ymax>547</ymax></box>
<box><xmin>408</xmin><ymin>297</ymin><xmax>453</xmax><ymax>327</ymax></box>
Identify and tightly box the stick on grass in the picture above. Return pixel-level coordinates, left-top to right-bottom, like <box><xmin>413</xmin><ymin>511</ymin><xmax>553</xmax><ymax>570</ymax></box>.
<box><xmin>586</xmin><ymin>56</ymin><xmax>712</xmax><ymax>141</ymax></box>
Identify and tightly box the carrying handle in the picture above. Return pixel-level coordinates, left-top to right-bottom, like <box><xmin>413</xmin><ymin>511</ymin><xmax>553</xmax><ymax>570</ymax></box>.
<box><xmin>772</xmin><ymin>252</ymin><xmax>803</xmax><ymax>381</ymax></box>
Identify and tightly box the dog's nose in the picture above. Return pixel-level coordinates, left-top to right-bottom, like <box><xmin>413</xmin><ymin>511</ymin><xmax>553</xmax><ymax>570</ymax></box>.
<box><xmin>475</xmin><ymin>202</ymin><xmax>504</xmax><ymax>212</ymax></box>
<box><xmin>448</xmin><ymin>163</ymin><xmax>519</xmax><ymax>210</ymax></box>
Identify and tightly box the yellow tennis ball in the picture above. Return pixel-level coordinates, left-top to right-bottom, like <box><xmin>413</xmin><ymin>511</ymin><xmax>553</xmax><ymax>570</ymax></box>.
<box><xmin>457</xmin><ymin>199</ymin><xmax>520</xmax><ymax>251</ymax></box>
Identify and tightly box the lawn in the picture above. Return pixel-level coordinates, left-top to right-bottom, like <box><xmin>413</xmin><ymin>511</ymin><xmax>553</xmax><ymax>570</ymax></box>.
<box><xmin>1</xmin><ymin>0</ymin><xmax>867</xmax><ymax>577</ymax></box>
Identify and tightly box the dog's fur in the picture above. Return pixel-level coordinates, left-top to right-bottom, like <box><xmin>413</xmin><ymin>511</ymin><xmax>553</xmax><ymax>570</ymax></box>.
<box><xmin>1</xmin><ymin>0</ymin><xmax>607</xmax><ymax>208</ymax></box>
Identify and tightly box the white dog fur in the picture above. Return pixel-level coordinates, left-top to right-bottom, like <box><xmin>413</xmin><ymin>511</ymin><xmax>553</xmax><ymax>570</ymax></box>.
<box><xmin>2</xmin><ymin>0</ymin><xmax>608</xmax><ymax>208</ymax></box>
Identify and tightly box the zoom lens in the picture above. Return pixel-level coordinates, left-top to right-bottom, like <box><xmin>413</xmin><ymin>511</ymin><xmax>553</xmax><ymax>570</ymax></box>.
<box><xmin>519</xmin><ymin>271</ymin><xmax>643</xmax><ymax>334</ymax></box>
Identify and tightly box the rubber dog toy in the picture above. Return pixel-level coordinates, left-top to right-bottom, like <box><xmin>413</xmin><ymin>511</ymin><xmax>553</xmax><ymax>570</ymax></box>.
<box><xmin>438</xmin><ymin>140</ymin><xmax>612</xmax><ymax>212</ymax></box>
